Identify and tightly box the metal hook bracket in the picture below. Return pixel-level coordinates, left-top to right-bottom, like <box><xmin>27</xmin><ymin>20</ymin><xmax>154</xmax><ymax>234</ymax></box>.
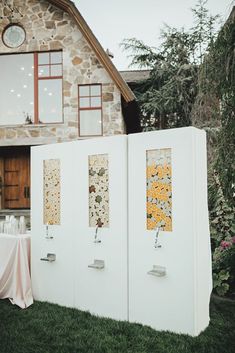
<box><xmin>148</xmin><ymin>265</ymin><xmax>166</xmax><ymax>277</ymax></box>
<box><xmin>40</xmin><ymin>253</ymin><xmax>56</xmax><ymax>262</ymax></box>
<box><xmin>88</xmin><ymin>259</ymin><xmax>105</xmax><ymax>270</ymax></box>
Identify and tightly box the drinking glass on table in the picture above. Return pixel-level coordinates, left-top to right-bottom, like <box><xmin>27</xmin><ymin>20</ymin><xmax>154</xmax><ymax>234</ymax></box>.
<box><xmin>12</xmin><ymin>218</ymin><xmax>19</xmax><ymax>235</ymax></box>
<box><xmin>0</xmin><ymin>221</ymin><xmax>4</xmax><ymax>233</ymax></box>
<box><xmin>19</xmin><ymin>216</ymin><xmax>26</xmax><ymax>234</ymax></box>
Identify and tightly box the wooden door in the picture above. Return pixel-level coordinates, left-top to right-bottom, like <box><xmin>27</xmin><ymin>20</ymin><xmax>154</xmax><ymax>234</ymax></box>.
<box><xmin>1</xmin><ymin>148</ymin><xmax>30</xmax><ymax>209</ymax></box>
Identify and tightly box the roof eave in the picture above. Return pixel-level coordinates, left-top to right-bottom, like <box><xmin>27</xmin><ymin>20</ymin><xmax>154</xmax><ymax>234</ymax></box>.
<box><xmin>49</xmin><ymin>0</ymin><xmax>135</xmax><ymax>102</ymax></box>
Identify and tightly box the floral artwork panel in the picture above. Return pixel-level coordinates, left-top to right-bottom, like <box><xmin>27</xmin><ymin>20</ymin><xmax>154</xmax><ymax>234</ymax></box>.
<box><xmin>146</xmin><ymin>148</ymin><xmax>172</xmax><ymax>231</ymax></box>
<box><xmin>43</xmin><ymin>159</ymin><xmax>61</xmax><ymax>225</ymax></box>
<box><xmin>89</xmin><ymin>154</ymin><xmax>109</xmax><ymax>228</ymax></box>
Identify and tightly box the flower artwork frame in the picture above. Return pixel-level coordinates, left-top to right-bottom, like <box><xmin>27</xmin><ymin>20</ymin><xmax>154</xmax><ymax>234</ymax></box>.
<box><xmin>146</xmin><ymin>148</ymin><xmax>172</xmax><ymax>231</ymax></box>
<box><xmin>43</xmin><ymin>159</ymin><xmax>61</xmax><ymax>225</ymax></box>
<box><xmin>88</xmin><ymin>154</ymin><xmax>109</xmax><ymax>228</ymax></box>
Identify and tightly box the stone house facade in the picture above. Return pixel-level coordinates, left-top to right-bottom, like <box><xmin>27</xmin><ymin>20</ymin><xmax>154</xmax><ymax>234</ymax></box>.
<box><xmin>0</xmin><ymin>0</ymin><xmax>138</xmax><ymax>211</ymax></box>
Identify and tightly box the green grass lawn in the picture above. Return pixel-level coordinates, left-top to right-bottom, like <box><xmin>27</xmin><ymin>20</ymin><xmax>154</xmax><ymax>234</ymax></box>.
<box><xmin>0</xmin><ymin>295</ymin><xmax>234</xmax><ymax>353</ymax></box>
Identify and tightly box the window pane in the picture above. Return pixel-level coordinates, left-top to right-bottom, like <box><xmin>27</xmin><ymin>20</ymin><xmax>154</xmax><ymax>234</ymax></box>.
<box><xmin>39</xmin><ymin>79</ymin><xmax>63</xmax><ymax>123</ymax></box>
<box><xmin>0</xmin><ymin>53</ymin><xmax>34</xmax><ymax>125</ymax></box>
<box><xmin>79</xmin><ymin>85</ymin><xmax>89</xmax><ymax>97</ymax></box>
<box><xmin>51</xmin><ymin>51</ymin><xmax>62</xmax><ymax>64</ymax></box>
<box><xmin>91</xmin><ymin>97</ymin><xmax>101</xmax><ymax>107</ymax></box>
<box><xmin>90</xmin><ymin>85</ymin><xmax>101</xmax><ymax>96</ymax></box>
<box><xmin>80</xmin><ymin>110</ymin><xmax>102</xmax><ymax>136</ymax></box>
<box><xmin>51</xmin><ymin>64</ymin><xmax>62</xmax><ymax>77</ymax></box>
<box><xmin>38</xmin><ymin>52</ymin><xmax>50</xmax><ymax>65</ymax></box>
<box><xmin>79</xmin><ymin>97</ymin><xmax>90</xmax><ymax>108</ymax></box>
<box><xmin>38</xmin><ymin>65</ymin><xmax>50</xmax><ymax>77</ymax></box>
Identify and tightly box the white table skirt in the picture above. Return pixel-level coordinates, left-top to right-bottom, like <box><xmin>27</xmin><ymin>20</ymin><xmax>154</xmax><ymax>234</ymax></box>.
<box><xmin>0</xmin><ymin>233</ymin><xmax>33</xmax><ymax>309</ymax></box>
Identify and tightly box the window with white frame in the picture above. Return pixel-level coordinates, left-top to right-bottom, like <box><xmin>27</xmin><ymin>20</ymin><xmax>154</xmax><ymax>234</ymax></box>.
<box><xmin>78</xmin><ymin>84</ymin><xmax>103</xmax><ymax>137</ymax></box>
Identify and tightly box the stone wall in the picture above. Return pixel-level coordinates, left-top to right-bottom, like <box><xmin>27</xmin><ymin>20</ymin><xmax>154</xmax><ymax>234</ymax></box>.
<box><xmin>0</xmin><ymin>0</ymin><xmax>125</xmax><ymax>146</ymax></box>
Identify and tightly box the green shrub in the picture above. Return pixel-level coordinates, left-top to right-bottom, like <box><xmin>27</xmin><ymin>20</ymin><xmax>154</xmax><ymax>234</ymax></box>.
<box><xmin>210</xmin><ymin>173</ymin><xmax>235</xmax><ymax>296</ymax></box>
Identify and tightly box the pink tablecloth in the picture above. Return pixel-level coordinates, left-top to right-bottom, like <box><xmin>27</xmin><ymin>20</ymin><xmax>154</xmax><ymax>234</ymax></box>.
<box><xmin>0</xmin><ymin>233</ymin><xmax>33</xmax><ymax>309</ymax></box>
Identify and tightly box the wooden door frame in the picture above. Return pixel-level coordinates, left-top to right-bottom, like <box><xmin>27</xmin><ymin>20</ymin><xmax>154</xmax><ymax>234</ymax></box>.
<box><xmin>0</xmin><ymin>146</ymin><xmax>31</xmax><ymax>210</ymax></box>
<box><xmin>0</xmin><ymin>157</ymin><xmax>4</xmax><ymax>210</ymax></box>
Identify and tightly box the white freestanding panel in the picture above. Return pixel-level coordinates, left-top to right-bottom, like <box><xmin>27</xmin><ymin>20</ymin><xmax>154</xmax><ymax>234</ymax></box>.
<box><xmin>31</xmin><ymin>128</ymin><xmax>211</xmax><ymax>334</ymax></box>
<box><xmin>72</xmin><ymin>136</ymin><xmax>128</xmax><ymax>320</ymax></box>
<box><xmin>31</xmin><ymin>136</ymin><xmax>128</xmax><ymax>320</ymax></box>
<box><xmin>128</xmin><ymin>127</ymin><xmax>212</xmax><ymax>336</ymax></box>
<box><xmin>31</xmin><ymin>142</ymin><xmax>76</xmax><ymax>307</ymax></box>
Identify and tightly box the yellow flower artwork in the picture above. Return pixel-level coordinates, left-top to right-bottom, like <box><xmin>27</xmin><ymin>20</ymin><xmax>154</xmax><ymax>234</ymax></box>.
<box><xmin>43</xmin><ymin>159</ymin><xmax>61</xmax><ymax>225</ymax></box>
<box><xmin>89</xmin><ymin>154</ymin><xmax>109</xmax><ymax>228</ymax></box>
<box><xmin>146</xmin><ymin>149</ymin><xmax>172</xmax><ymax>231</ymax></box>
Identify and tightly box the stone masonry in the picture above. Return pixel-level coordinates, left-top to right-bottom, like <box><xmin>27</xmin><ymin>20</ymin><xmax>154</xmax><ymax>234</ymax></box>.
<box><xmin>0</xmin><ymin>0</ymin><xmax>125</xmax><ymax>146</ymax></box>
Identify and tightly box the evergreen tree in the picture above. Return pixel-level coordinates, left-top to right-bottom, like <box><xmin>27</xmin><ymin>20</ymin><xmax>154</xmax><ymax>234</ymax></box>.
<box><xmin>121</xmin><ymin>0</ymin><xmax>219</xmax><ymax>130</ymax></box>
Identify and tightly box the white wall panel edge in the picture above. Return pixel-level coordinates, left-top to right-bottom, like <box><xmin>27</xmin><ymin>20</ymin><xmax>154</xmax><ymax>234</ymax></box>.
<box><xmin>193</xmin><ymin>129</ymin><xmax>212</xmax><ymax>335</ymax></box>
<box><xmin>126</xmin><ymin>136</ymin><xmax>130</xmax><ymax>322</ymax></box>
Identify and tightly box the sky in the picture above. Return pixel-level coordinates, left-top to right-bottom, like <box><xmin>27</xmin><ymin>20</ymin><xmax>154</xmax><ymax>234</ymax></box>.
<box><xmin>74</xmin><ymin>0</ymin><xmax>234</xmax><ymax>70</ymax></box>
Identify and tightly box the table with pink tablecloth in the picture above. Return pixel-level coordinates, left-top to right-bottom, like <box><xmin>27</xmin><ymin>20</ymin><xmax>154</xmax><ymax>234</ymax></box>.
<box><xmin>0</xmin><ymin>233</ymin><xmax>33</xmax><ymax>309</ymax></box>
